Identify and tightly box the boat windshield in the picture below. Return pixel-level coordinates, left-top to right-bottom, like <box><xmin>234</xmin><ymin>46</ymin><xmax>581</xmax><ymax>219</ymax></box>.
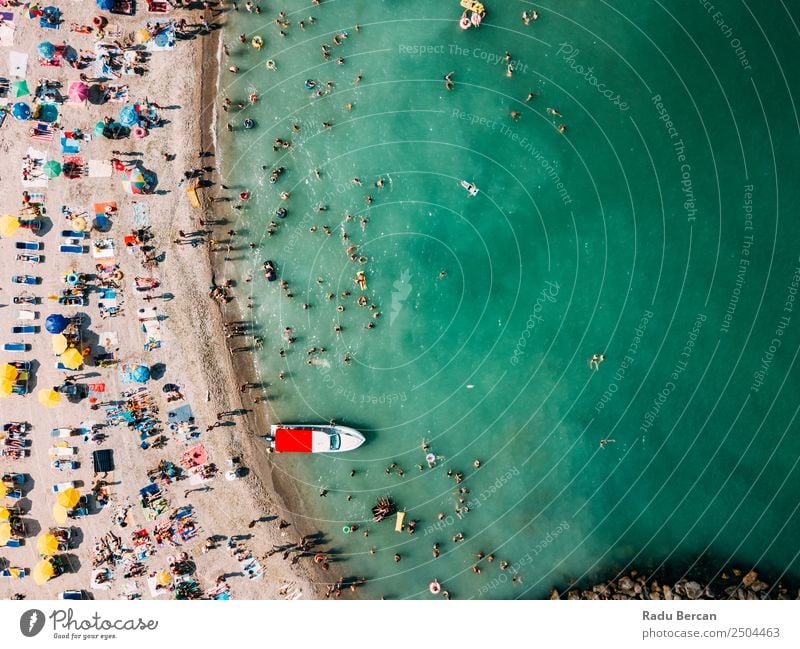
<box><xmin>329</xmin><ymin>434</ymin><xmax>341</xmax><ymax>451</ymax></box>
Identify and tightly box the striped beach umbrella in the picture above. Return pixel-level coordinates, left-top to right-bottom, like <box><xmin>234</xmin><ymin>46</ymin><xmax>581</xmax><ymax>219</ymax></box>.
<box><xmin>121</xmin><ymin>167</ymin><xmax>150</xmax><ymax>195</ymax></box>
<box><xmin>0</xmin><ymin>214</ymin><xmax>21</xmax><ymax>237</ymax></box>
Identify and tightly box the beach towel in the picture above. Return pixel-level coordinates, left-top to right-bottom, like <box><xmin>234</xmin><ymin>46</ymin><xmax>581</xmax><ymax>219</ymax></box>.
<box><xmin>131</xmin><ymin>201</ymin><xmax>150</xmax><ymax>227</ymax></box>
<box><xmin>8</xmin><ymin>51</ymin><xmax>27</xmax><ymax>78</ymax></box>
<box><xmin>40</xmin><ymin>7</ymin><xmax>61</xmax><ymax>30</ymax></box>
<box><xmin>22</xmin><ymin>146</ymin><xmax>47</xmax><ymax>188</ymax></box>
<box><xmin>88</xmin><ymin>159</ymin><xmax>112</xmax><ymax>178</ymax></box>
<box><xmin>107</xmin><ymin>83</ymin><xmax>129</xmax><ymax>103</ymax></box>
<box><xmin>99</xmin><ymin>331</ymin><xmax>119</xmax><ymax>352</ymax></box>
<box><xmin>93</xmin><ymin>238</ymin><xmax>115</xmax><ymax>259</ymax></box>
<box><xmin>60</xmin><ymin>135</ymin><xmax>80</xmax><ymax>154</ymax></box>
<box><xmin>145</xmin><ymin>20</ymin><xmax>176</xmax><ymax>52</ymax></box>
<box><xmin>0</xmin><ymin>12</ymin><xmax>14</xmax><ymax>47</ymax></box>
<box><xmin>30</xmin><ymin>121</ymin><xmax>55</xmax><ymax>142</ymax></box>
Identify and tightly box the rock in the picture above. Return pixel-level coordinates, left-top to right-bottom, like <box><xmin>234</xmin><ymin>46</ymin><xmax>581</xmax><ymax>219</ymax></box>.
<box><xmin>663</xmin><ymin>585</ymin><xmax>673</xmax><ymax>600</ymax></box>
<box><xmin>618</xmin><ymin>576</ymin><xmax>635</xmax><ymax>592</ymax></box>
<box><xmin>732</xmin><ymin>568</ymin><xmax>742</xmax><ymax>577</ymax></box>
<box><xmin>592</xmin><ymin>582</ymin><xmax>608</xmax><ymax>594</ymax></box>
<box><xmin>649</xmin><ymin>590</ymin><xmax>662</xmax><ymax>600</ymax></box>
<box><xmin>736</xmin><ymin>588</ymin><xmax>747</xmax><ymax>600</ymax></box>
<box><xmin>550</xmin><ymin>588</ymin><xmax>559</xmax><ymax>600</ymax></box>
<box><xmin>721</xmin><ymin>572</ymin><xmax>729</xmax><ymax>580</ymax></box>
<box><xmin>584</xmin><ymin>591</ymin><xmax>599</xmax><ymax>600</ymax></box>
<box><xmin>742</xmin><ymin>570</ymin><xmax>758</xmax><ymax>587</ymax></box>
<box><xmin>684</xmin><ymin>581</ymin><xmax>703</xmax><ymax>600</ymax></box>
<box><xmin>634</xmin><ymin>583</ymin><xmax>643</xmax><ymax>596</ymax></box>
<box><xmin>630</xmin><ymin>569</ymin><xmax>638</xmax><ymax>577</ymax></box>
<box><xmin>567</xmin><ymin>590</ymin><xmax>581</xmax><ymax>600</ymax></box>
<box><xmin>750</xmin><ymin>580</ymin><xmax>768</xmax><ymax>592</ymax></box>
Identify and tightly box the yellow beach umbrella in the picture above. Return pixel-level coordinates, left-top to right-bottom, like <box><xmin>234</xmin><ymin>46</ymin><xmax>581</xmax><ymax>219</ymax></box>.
<box><xmin>0</xmin><ymin>522</ymin><xmax>12</xmax><ymax>545</ymax></box>
<box><xmin>0</xmin><ymin>377</ymin><xmax>14</xmax><ymax>398</ymax></box>
<box><xmin>135</xmin><ymin>28</ymin><xmax>151</xmax><ymax>43</ymax></box>
<box><xmin>33</xmin><ymin>559</ymin><xmax>55</xmax><ymax>585</ymax></box>
<box><xmin>156</xmin><ymin>571</ymin><xmax>171</xmax><ymax>586</ymax></box>
<box><xmin>38</xmin><ymin>388</ymin><xmax>61</xmax><ymax>408</ymax></box>
<box><xmin>57</xmin><ymin>488</ymin><xmax>80</xmax><ymax>509</ymax></box>
<box><xmin>52</xmin><ymin>503</ymin><xmax>68</xmax><ymax>525</ymax></box>
<box><xmin>59</xmin><ymin>347</ymin><xmax>83</xmax><ymax>370</ymax></box>
<box><xmin>1</xmin><ymin>363</ymin><xmax>19</xmax><ymax>381</ymax></box>
<box><xmin>0</xmin><ymin>483</ymin><xmax>7</xmax><ymax>498</ymax></box>
<box><xmin>52</xmin><ymin>334</ymin><xmax>69</xmax><ymax>355</ymax></box>
<box><xmin>0</xmin><ymin>214</ymin><xmax>20</xmax><ymax>238</ymax></box>
<box><xmin>72</xmin><ymin>216</ymin><xmax>88</xmax><ymax>232</ymax></box>
<box><xmin>37</xmin><ymin>533</ymin><xmax>59</xmax><ymax>556</ymax></box>
<box><xmin>0</xmin><ymin>507</ymin><xmax>10</xmax><ymax>521</ymax></box>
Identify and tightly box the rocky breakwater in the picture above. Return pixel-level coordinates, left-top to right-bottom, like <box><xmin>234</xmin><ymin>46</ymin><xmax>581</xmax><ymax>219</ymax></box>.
<box><xmin>551</xmin><ymin>568</ymin><xmax>799</xmax><ymax>600</ymax></box>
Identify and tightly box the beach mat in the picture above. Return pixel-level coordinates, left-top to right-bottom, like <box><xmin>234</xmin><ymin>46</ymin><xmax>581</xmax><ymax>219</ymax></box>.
<box><xmin>60</xmin><ymin>135</ymin><xmax>80</xmax><ymax>154</ymax></box>
<box><xmin>22</xmin><ymin>146</ymin><xmax>47</xmax><ymax>188</ymax></box>
<box><xmin>0</xmin><ymin>13</ymin><xmax>15</xmax><ymax>47</ymax></box>
<box><xmin>9</xmin><ymin>51</ymin><xmax>27</xmax><ymax>78</ymax></box>
<box><xmin>88</xmin><ymin>159</ymin><xmax>112</xmax><ymax>177</ymax></box>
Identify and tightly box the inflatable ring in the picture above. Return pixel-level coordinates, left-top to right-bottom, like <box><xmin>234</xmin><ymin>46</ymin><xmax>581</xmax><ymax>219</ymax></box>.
<box><xmin>66</xmin><ymin>273</ymin><xmax>80</xmax><ymax>285</ymax></box>
<box><xmin>305</xmin><ymin>79</ymin><xmax>316</xmax><ymax>90</ymax></box>
<box><xmin>425</xmin><ymin>453</ymin><xmax>436</xmax><ymax>464</ymax></box>
<box><xmin>459</xmin><ymin>15</ymin><xmax>471</xmax><ymax>30</ymax></box>
<box><xmin>251</xmin><ymin>36</ymin><xmax>264</xmax><ymax>49</ymax></box>
<box><xmin>240</xmin><ymin>191</ymin><xmax>251</xmax><ymax>201</ymax></box>
<box><xmin>429</xmin><ymin>580</ymin><xmax>442</xmax><ymax>595</ymax></box>
<box><xmin>342</xmin><ymin>525</ymin><xmax>351</xmax><ymax>534</ymax></box>
<box><xmin>111</xmin><ymin>270</ymin><xmax>124</xmax><ymax>281</ymax></box>
<box><xmin>314</xmin><ymin>553</ymin><xmax>325</xmax><ymax>563</ymax></box>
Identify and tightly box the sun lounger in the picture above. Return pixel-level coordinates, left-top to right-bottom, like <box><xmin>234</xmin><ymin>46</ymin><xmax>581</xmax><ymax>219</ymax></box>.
<box><xmin>59</xmin><ymin>244</ymin><xmax>86</xmax><ymax>254</ymax></box>
<box><xmin>11</xmin><ymin>326</ymin><xmax>38</xmax><ymax>335</ymax></box>
<box><xmin>3</xmin><ymin>343</ymin><xmax>31</xmax><ymax>352</ymax></box>
<box><xmin>60</xmin><ymin>230</ymin><xmax>88</xmax><ymax>239</ymax></box>
<box><xmin>1</xmin><ymin>567</ymin><xmax>26</xmax><ymax>579</ymax></box>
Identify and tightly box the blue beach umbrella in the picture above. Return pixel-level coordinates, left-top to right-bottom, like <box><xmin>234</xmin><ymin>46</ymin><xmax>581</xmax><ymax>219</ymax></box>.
<box><xmin>11</xmin><ymin>102</ymin><xmax>31</xmax><ymax>121</ymax></box>
<box><xmin>132</xmin><ymin>365</ymin><xmax>150</xmax><ymax>383</ymax></box>
<box><xmin>118</xmin><ymin>105</ymin><xmax>139</xmax><ymax>127</ymax></box>
<box><xmin>45</xmin><ymin>314</ymin><xmax>69</xmax><ymax>334</ymax></box>
<box><xmin>96</xmin><ymin>0</ymin><xmax>114</xmax><ymax>10</ymax></box>
<box><xmin>37</xmin><ymin>41</ymin><xmax>56</xmax><ymax>59</ymax></box>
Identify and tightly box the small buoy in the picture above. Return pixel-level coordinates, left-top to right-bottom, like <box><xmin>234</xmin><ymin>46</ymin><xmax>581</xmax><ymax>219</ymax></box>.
<box><xmin>342</xmin><ymin>525</ymin><xmax>351</xmax><ymax>534</ymax></box>
<box><xmin>429</xmin><ymin>580</ymin><xmax>442</xmax><ymax>594</ymax></box>
<box><xmin>251</xmin><ymin>36</ymin><xmax>264</xmax><ymax>49</ymax></box>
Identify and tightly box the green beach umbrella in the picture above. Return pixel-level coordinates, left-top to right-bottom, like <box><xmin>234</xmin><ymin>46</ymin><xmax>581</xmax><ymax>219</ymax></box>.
<box><xmin>43</xmin><ymin>160</ymin><xmax>62</xmax><ymax>179</ymax></box>
<box><xmin>13</xmin><ymin>80</ymin><xmax>30</xmax><ymax>98</ymax></box>
<box><xmin>94</xmin><ymin>121</ymin><xmax>106</xmax><ymax>136</ymax></box>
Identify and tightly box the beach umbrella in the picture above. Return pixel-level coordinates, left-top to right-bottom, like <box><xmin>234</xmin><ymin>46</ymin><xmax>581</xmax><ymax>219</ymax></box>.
<box><xmin>38</xmin><ymin>388</ymin><xmax>61</xmax><ymax>408</ymax></box>
<box><xmin>132</xmin><ymin>365</ymin><xmax>150</xmax><ymax>383</ymax></box>
<box><xmin>0</xmin><ymin>484</ymin><xmax>6</xmax><ymax>498</ymax></box>
<box><xmin>11</xmin><ymin>102</ymin><xmax>31</xmax><ymax>121</ymax></box>
<box><xmin>135</xmin><ymin>28</ymin><xmax>151</xmax><ymax>44</ymax></box>
<box><xmin>1</xmin><ymin>363</ymin><xmax>19</xmax><ymax>381</ymax></box>
<box><xmin>0</xmin><ymin>378</ymin><xmax>14</xmax><ymax>397</ymax></box>
<box><xmin>67</xmin><ymin>81</ymin><xmax>89</xmax><ymax>102</ymax></box>
<box><xmin>44</xmin><ymin>160</ymin><xmax>62</xmax><ymax>179</ymax></box>
<box><xmin>57</xmin><ymin>488</ymin><xmax>80</xmax><ymax>509</ymax></box>
<box><xmin>0</xmin><ymin>214</ymin><xmax>21</xmax><ymax>237</ymax></box>
<box><xmin>0</xmin><ymin>522</ymin><xmax>12</xmax><ymax>546</ymax></box>
<box><xmin>59</xmin><ymin>348</ymin><xmax>83</xmax><ymax>370</ymax></box>
<box><xmin>118</xmin><ymin>104</ymin><xmax>139</xmax><ymax>127</ymax></box>
<box><xmin>0</xmin><ymin>507</ymin><xmax>10</xmax><ymax>521</ymax></box>
<box><xmin>13</xmin><ymin>80</ymin><xmax>30</xmax><ymax>98</ymax></box>
<box><xmin>96</xmin><ymin>0</ymin><xmax>114</xmax><ymax>10</ymax></box>
<box><xmin>156</xmin><ymin>571</ymin><xmax>171</xmax><ymax>586</ymax></box>
<box><xmin>37</xmin><ymin>533</ymin><xmax>59</xmax><ymax>556</ymax></box>
<box><xmin>93</xmin><ymin>214</ymin><xmax>110</xmax><ymax>231</ymax></box>
<box><xmin>88</xmin><ymin>85</ymin><xmax>108</xmax><ymax>106</ymax></box>
<box><xmin>52</xmin><ymin>504</ymin><xmax>68</xmax><ymax>525</ymax></box>
<box><xmin>33</xmin><ymin>559</ymin><xmax>55</xmax><ymax>585</ymax></box>
<box><xmin>52</xmin><ymin>334</ymin><xmax>69</xmax><ymax>355</ymax></box>
<box><xmin>72</xmin><ymin>216</ymin><xmax>88</xmax><ymax>232</ymax></box>
<box><xmin>37</xmin><ymin>41</ymin><xmax>56</xmax><ymax>59</ymax></box>
<box><xmin>45</xmin><ymin>313</ymin><xmax>69</xmax><ymax>334</ymax></box>
<box><xmin>121</xmin><ymin>167</ymin><xmax>150</xmax><ymax>195</ymax></box>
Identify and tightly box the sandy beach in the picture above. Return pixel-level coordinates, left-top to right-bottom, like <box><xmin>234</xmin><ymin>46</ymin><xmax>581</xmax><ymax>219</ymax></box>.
<box><xmin>0</xmin><ymin>1</ymin><xmax>324</xmax><ymax>600</ymax></box>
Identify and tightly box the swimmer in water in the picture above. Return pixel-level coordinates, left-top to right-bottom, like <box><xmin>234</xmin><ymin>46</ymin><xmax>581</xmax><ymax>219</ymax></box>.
<box><xmin>589</xmin><ymin>353</ymin><xmax>606</xmax><ymax>370</ymax></box>
<box><xmin>526</xmin><ymin>92</ymin><xmax>536</xmax><ymax>102</ymax></box>
<box><xmin>506</xmin><ymin>64</ymin><xmax>514</xmax><ymax>77</ymax></box>
<box><xmin>438</xmin><ymin>270</ymin><xmax>447</xmax><ymax>279</ymax></box>
<box><xmin>547</xmin><ymin>107</ymin><xmax>562</xmax><ymax>117</ymax></box>
<box><xmin>557</xmin><ymin>124</ymin><xmax>567</xmax><ymax>134</ymax></box>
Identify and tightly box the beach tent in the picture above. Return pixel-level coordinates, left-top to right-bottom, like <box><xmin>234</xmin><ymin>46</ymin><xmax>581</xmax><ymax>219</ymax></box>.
<box><xmin>43</xmin><ymin>160</ymin><xmax>62</xmax><ymax>179</ymax></box>
<box><xmin>37</xmin><ymin>41</ymin><xmax>55</xmax><ymax>59</ymax></box>
<box><xmin>121</xmin><ymin>167</ymin><xmax>152</xmax><ymax>195</ymax></box>
<box><xmin>11</xmin><ymin>102</ymin><xmax>31</xmax><ymax>120</ymax></box>
<box><xmin>38</xmin><ymin>388</ymin><xmax>61</xmax><ymax>408</ymax></box>
<box><xmin>132</xmin><ymin>365</ymin><xmax>150</xmax><ymax>382</ymax></box>
<box><xmin>13</xmin><ymin>80</ymin><xmax>29</xmax><ymax>98</ymax></box>
<box><xmin>51</xmin><ymin>334</ymin><xmax>68</xmax><ymax>355</ymax></box>
<box><xmin>33</xmin><ymin>559</ymin><xmax>55</xmax><ymax>585</ymax></box>
<box><xmin>45</xmin><ymin>313</ymin><xmax>69</xmax><ymax>334</ymax></box>
<box><xmin>52</xmin><ymin>504</ymin><xmax>68</xmax><ymax>525</ymax></box>
<box><xmin>118</xmin><ymin>104</ymin><xmax>139</xmax><ymax>127</ymax></box>
<box><xmin>87</xmin><ymin>85</ymin><xmax>108</xmax><ymax>105</ymax></box>
<box><xmin>67</xmin><ymin>81</ymin><xmax>88</xmax><ymax>102</ymax></box>
<box><xmin>37</xmin><ymin>533</ymin><xmax>59</xmax><ymax>555</ymax></box>
<box><xmin>59</xmin><ymin>347</ymin><xmax>83</xmax><ymax>370</ymax></box>
<box><xmin>92</xmin><ymin>449</ymin><xmax>114</xmax><ymax>474</ymax></box>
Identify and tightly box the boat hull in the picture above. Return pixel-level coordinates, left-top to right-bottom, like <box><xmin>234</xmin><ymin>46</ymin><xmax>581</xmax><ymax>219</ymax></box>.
<box><xmin>268</xmin><ymin>424</ymin><xmax>365</xmax><ymax>453</ymax></box>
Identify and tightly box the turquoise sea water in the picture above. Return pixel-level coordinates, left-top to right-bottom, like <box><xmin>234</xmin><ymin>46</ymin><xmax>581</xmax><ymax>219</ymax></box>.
<box><xmin>218</xmin><ymin>0</ymin><xmax>800</xmax><ymax>599</ymax></box>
